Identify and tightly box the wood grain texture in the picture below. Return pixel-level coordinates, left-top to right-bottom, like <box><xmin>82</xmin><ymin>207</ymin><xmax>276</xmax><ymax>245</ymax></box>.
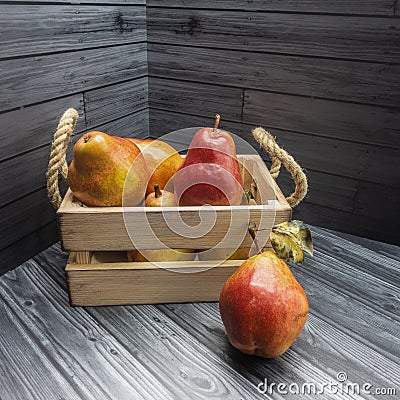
<box><xmin>149</xmin><ymin>78</ymin><xmax>243</xmax><ymax>123</ymax></box>
<box><xmin>0</xmin><ymin>261</ymin><xmax>176</xmax><ymax>400</ymax></box>
<box><xmin>148</xmin><ymin>44</ymin><xmax>400</xmax><ymax>107</ymax></box>
<box><xmin>329</xmin><ymin>227</ymin><xmax>400</xmax><ymax>261</ymax></box>
<box><xmin>0</xmin><ymin>188</ymin><xmax>60</xmax><ymax>252</ymax></box>
<box><xmin>268</xmin><ymin>130</ymin><xmax>400</xmax><ymax>186</ymax></box>
<box><xmin>148</xmin><ymin>9</ymin><xmax>400</xmax><ymax>63</ymax></box>
<box><xmin>243</xmin><ymin>89</ymin><xmax>400</xmax><ymax>149</ymax></box>
<box><xmin>147</xmin><ymin>0</ymin><xmax>397</xmax><ymax>15</ymax></box>
<box><xmin>0</xmin><ymin>222</ymin><xmax>59</xmax><ymax>276</ymax></box>
<box><xmin>354</xmin><ymin>181</ymin><xmax>400</xmax><ymax>223</ymax></box>
<box><xmin>156</xmin><ymin>302</ymin><xmax>399</xmax><ymax>395</ymax></box>
<box><xmin>84</xmin><ymin>307</ymin><xmax>270</xmax><ymax>399</ymax></box>
<box><xmin>310</xmin><ymin>226</ymin><xmax>400</xmax><ymax>285</ymax></box>
<box><xmin>288</xmin><ymin>267</ymin><xmax>400</xmax><ymax>364</ymax></box>
<box><xmin>276</xmin><ymin>169</ymin><xmax>357</xmax><ymax>212</ymax></box>
<box><xmin>1</xmin><ymin>145</ymin><xmax>61</xmax><ymax>209</ymax></box>
<box><xmin>149</xmin><ymin>109</ymin><xmax>399</xmax><ymax>186</ymax></box>
<box><xmin>0</xmin><ymin>95</ymin><xmax>85</xmax><ymax>163</ymax></box>
<box><xmin>85</xmin><ymin>77</ymin><xmax>148</xmax><ymax>127</ymax></box>
<box><xmin>0</xmin><ymin>5</ymin><xmax>146</xmax><ymax>59</ymax></box>
<box><xmin>0</xmin><ymin>227</ymin><xmax>398</xmax><ymax>399</ymax></box>
<box><xmin>149</xmin><ymin>78</ymin><xmax>400</xmax><ymax>149</ymax></box>
<box><xmin>67</xmin><ymin>256</ymin><xmax>241</xmax><ymax>306</ymax></box>
<box><xmin>92</xmin><ymin>107</ymin><xmax>149</xmax><ymax>139</ymax></box>
<box><xmin>0</xmin><ymin>43</ymin><xmax>147</xmax><ymax>113</ymax></box>
<box><xmin>297</xmin><ymin>249</ymin><xmax>400</xmax><ymax>323</ymax></box>
<box><xmin>293</xmin><ymin>203</ymin><xmax>397</xmax><ymax>245</ymax></box>
<box><xmin>92</xmin><ymin>107</ymin><xmax>149</xmax><ymax>138</ymax></box>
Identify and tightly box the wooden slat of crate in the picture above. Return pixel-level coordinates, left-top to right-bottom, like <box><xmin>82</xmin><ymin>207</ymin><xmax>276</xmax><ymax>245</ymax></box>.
<box><xmin>59</xmin><ymin>201</ymin><xmax>288</xmax><ymax>250</ymax></box>
<box><xmin>66</xmin><ymin>251</ymin><xmax>244</xmax><ymax>306</ymax></box>
<box><xmin>58</xmin><ymin>154</ymin><xmax>291</xmax><ymax>251</ymax></box>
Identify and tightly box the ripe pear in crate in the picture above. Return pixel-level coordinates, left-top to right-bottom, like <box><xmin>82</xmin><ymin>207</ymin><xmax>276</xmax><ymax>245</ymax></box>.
<box><xmin>173</xmin><ymin>115</ymin><xmax>243</xmax><ymax>206</ymax></box>
<box><xmin>145</xmin><ymin>184</ymin><xmax>177</xmax><ymax>207</ymax></box>
<box><xmin>68</xmin><ymin>131</ymin><xmax>147</xmax><ymax>207</ymax></box>
<box><xmin>129</xmin><ymin>138</ymin><xmax>183</xmax><ymax>196</ymax></box>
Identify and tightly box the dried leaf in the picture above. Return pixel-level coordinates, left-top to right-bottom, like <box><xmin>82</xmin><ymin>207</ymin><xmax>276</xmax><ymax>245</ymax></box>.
<box><xmin>273</xmin><ymin>220</ymin><xmax>303</xmax><ymax>235</ymax></box>
<box><xmin>297</xmin><ymin>228</ymin><xmax>313</xmax><ymax>256</ymax></box>
<box><xmin>270</xmin><ymin>231</ymin><xmax>304</xmax><ymax>263</ymax></box>
<box><xmin>270</xmin><ymin>220</ymin><xmax>313</xmax><ymax>263</ymax></box>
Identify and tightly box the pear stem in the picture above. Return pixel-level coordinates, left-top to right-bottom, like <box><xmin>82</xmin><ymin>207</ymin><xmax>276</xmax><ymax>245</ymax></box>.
<box><xmin>213</xmin><ymin>114</ymin><xmax>221</xmax><ymax>132</ymax></box>
<box><xmin>248</xmin><ymin>223</ymin><xmax>262</xmax><ymax>255</ymax></box>
<box><xmin>154</xmin><ymin>184</ymin><xmax>162</xmax><ymax>198</ymax></box>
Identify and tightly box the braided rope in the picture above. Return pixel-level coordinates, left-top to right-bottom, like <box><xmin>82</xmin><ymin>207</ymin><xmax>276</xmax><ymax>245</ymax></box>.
<box><xmin>46</xmin><ymin>108</ymin><xmax>79</xmax><ymax>210</ymax></box>
<box><xmin>253</xmin><ymin>127</ymin><xmax>308</xmax><ymax>207</ymax></box>
<box><xmin>269</xmin><ymin>158</ymin><xmax>282</xmax><ymax>180</ymax></box>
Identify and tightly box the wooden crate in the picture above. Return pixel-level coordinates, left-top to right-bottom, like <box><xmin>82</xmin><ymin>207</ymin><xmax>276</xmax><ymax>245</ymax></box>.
<box><xmin>67</xmin><ymin>252</ymin><xmax>243</xmax><ymax>306</ymax></box>
<box><xmin>58</xmin><ymin>154</ymin><xmax>291</xmax><ymax>306</ymax></box>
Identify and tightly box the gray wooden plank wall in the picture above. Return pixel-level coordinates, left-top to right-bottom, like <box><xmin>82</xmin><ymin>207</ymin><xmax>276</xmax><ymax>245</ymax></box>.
<box><xmin>146</xmin><ymin>0</ymin><xmax>400</xmax><ymax>245</ymax></box>
<box><xmin>0</xmin><ymin>1</ymin><xmax>149</xmax><ymax>274</ymax></box>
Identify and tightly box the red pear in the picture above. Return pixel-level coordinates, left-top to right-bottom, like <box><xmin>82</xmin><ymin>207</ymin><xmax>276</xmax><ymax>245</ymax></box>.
<box><xmin>173</xmin><ymin>115</ymin><xmax>243</xmax><ymax>206</ymax></box>
<box><xmin>219</xmin><ymin>251</ymin><xmax>308</xmax><ymax>358</ymax></box>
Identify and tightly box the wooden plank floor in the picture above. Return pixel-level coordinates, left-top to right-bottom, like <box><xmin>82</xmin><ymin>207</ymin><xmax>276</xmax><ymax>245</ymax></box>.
<box><xmin>0</xmin><ymin>226</ymin><xmax>398</xmax><ymax>399</ymax></box>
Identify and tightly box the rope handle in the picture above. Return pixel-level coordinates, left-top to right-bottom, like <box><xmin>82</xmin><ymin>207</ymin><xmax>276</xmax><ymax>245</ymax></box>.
<box><xmin>253</xmin><ymin>127</ymin><xmax>307</xmax><ymax>207</ymax></box>
<box><xmin>46</xmin><ymin>110</ymin><xmax>307</xmax><ymax>209</ymax></box>
<box><xmin>46</xmin><ymin>108</ymin><xmax>79</xmax><ymax>209</ymax></box>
